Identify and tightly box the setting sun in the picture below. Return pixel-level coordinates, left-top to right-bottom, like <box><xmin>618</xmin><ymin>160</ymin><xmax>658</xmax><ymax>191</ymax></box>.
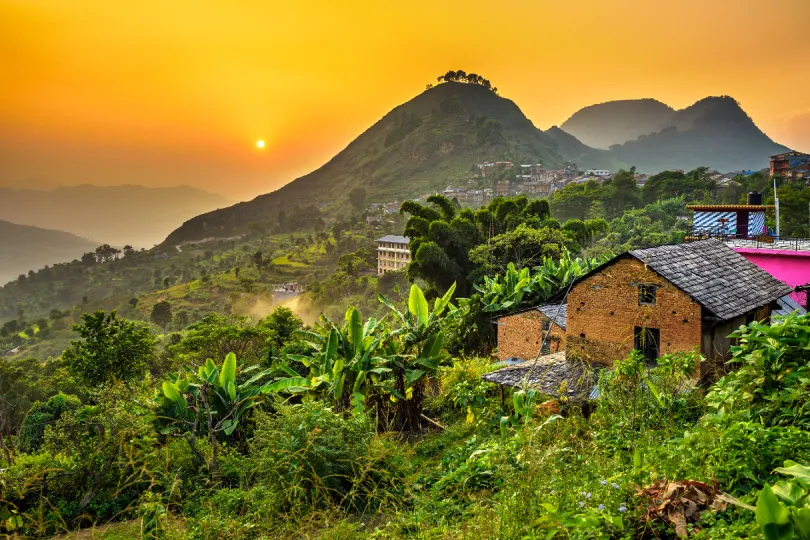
<box><xmin>256</xmin><ymin>140</ymin><xmax>265</xmax><ymax>149</ymax></box>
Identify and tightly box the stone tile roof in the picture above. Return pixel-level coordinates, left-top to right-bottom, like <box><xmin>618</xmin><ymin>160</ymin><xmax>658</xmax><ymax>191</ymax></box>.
<box><xmin>481</xmin><ymin>352</ymin><xmax>600</xmax><ymax>400</ymax></box>
<box><xmin>773</xmin><ymin>295</ymin><xmax>807</xmax><ymax>319</ymax></box>
<box><xmin>537</xmin><ymin>304</ymin><xmax>567</xmax><ymax>330</ymax></box>
<box><xmin>628</xmin><ymin>239</ymin><xmax>792</xmax><ymax>321</ymax></box>
<box><xmin>492</xmin><ymin>303</ymin><xmax>567</xmax><ymax>330</ymax></box>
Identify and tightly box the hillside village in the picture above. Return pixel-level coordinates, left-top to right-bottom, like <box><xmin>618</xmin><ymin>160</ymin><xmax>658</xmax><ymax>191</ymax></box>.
<box><xmin>366</xmin><ymin>151</ymin><xmax>810</xmax><ymax>229</ymax></box>
<box><xmin>4</xmin><ymin>67</ymin><xmax>810</xmax><ymax>538</ymax></box>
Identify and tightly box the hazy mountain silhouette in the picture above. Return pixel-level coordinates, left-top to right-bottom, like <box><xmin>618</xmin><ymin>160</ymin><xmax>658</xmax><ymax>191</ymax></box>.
<box><xmin>164</xmin><ymin>82</ymin><xmax>567</xmax><ymax>244</ymax></box>
<box><xmin>0</xmin><ymin>220</ymin><xmax>97</xmax><ymax>286</ymax></box>
<box><xmin>542</xmin><ymin>126</ymin><xmax>624</xmax><ymax>170</ymax></box>
<box><xmin>554</xmin><ymin>96</ymin><xmax>789</xmax><ymax>172</ymax></box>
<box><xmin>560</xmin><ymin>99</ymin><xmax>676</xmax><ymax>149</ymax></box>
<box><xmin>605</xmin><ymin>96</ymin><xmax>790</xmax><ymax>172</ymax></box>
<box><xmin>0</xmin><ymin>185</ymin><xmax>232</xmax><ymax>248</ymax></box>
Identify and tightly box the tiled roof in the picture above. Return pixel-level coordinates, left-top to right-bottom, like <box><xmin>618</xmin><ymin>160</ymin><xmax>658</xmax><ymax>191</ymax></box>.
<box><xmin>537</xmin><ymin>304</ymin><xmax>567</xmax><ymax>330</ymax></box>
<box><xmin>376</xmin><ymin>235</ymin><xmax>410</xmax><ymax>244</ymax></box>
<box><xmin>628</xmin><ymin>239</ymin><xmax>792</xmax><ymax>321</ymax></box>
<box><xmin>773</xmin><ymin>295</ymin><xmax>807</xmax><ymax>320</ymax></box>
<box><xmin>492</xmin><ymin>303</ymin><xmax>567</xmax><ymax>330</ymax></box>
<box><xmin>481</xmin><ymin>352</ymin><xmax>599</xmax><ymax>400</ymax></box>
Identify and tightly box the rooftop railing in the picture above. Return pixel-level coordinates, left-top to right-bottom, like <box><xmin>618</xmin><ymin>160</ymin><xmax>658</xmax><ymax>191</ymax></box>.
<box><xmin>686</xmin><ymin>228</ymin><xmax>810</xmax><ymax>252</ymax></box>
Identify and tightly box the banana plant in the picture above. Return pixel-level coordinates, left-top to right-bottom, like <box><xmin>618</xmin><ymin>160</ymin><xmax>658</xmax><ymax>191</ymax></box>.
<box><xmin>476</xmin><ymin>251</ymin><xmax>608</xmax><ymax>313</ymax></box>
<box><xmin>378</xmin><ymin>283</ymin><xmax>466</xmax><ymax>430</ymax></box>
<box><xmin>159</xmin><ymin>352</ymin><xmax>275</xmax><ymax>476</ymax></box>
<box><xmin>474</xmin><ymin>262</ymin><xmax>533</xmax><ymax>312</ymax></box>
<box><xmin>271</xmin><ymin>307</ymin><xmax>391</xmax><ymax>415</ymax></box>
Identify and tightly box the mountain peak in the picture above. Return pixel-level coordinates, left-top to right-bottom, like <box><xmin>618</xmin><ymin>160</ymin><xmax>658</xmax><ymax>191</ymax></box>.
<box><xmin>163</xmin><ymin>80</ymin><xmax>564</xmax><ymax>245</ymax></box>
<box><xmin>560</xmin><ymin>98</ymin><xmax>676</xmax><ymax>149</ymax></box>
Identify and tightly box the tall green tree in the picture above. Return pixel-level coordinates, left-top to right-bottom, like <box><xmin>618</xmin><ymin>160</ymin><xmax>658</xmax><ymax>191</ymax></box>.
<box><xmin>401</xmin><ymin>195</ymin><xmax>558</xmax><ymax>296</ymax></box>
<box><xmin>150</xmin><ymin>301</ymin><xmax>173</xmax><ymax>330</ymax></box>
<box><xmin>62</xmin><ymin>311</ymin><xmax>155</xmax><ymax>386</ymax></box>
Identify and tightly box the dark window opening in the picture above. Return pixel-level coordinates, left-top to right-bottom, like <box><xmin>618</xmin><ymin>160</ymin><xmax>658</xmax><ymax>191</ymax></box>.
<box><xmin>639</xmin><ymin>285</ymin><xmax>657</xmax><ymax>305</ymax></box>
<box><xmin>634</xmin><ymin>326</ymin><xmax>660</xmax><ymax>366</ymax></box>
<box><xmin>542</xmin><ymin>319</ymin><xmax>550</xmax><ymax>331</ymax></box>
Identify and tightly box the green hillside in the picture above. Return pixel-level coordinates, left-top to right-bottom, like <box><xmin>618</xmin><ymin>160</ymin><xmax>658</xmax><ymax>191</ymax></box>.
<box><xmin>0</xmin><ymin>220</ymin><xmax>97</xmax><ymax>286</ymax></box>
<box><xmin>164</xmin><ymin>81</ymin><xmax>566</xmax><ymax>245</ymax></box>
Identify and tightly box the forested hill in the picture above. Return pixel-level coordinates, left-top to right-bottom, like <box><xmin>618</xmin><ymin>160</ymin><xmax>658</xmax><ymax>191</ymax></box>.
<box><xmin>558</xmin><ymin>96</ymin><xmax>790</xmax><ymax>172</ymax></box>
<box><xmin>163</xmin><ymin>81</ymin><xmax>567</xmax><ymax>245</ymax></box>
<box><xmin>0</xmin><ymin>220</ymin><xmax>97</xmax><ymax>286</ymax></box>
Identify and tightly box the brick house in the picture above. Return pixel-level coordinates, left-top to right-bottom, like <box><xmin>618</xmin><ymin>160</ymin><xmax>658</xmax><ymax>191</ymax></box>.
<box><xmin>566</xmin><ymin>239</ymin><xmax>792</xmax><ymax>378</ymax></box>
<box><xmin>494</xmin><ymin>304</ymin><xmax>567</xmax><ymax>362</ymax></box>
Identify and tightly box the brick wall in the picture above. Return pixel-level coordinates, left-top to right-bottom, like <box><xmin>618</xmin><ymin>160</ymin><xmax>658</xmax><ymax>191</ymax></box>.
<box><xmin>566</xmin><ymin>257</ymin><xmax>702</xmax><ymax>366</ymax></box>
<box><xmin>496</xmin><ymin>310</ymin><xmax>566</xmax><ymax>362</ymax></box>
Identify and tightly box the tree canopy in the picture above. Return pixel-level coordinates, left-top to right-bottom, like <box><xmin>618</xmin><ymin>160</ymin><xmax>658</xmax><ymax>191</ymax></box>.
<box><xmin>62</xmin><ymin>311</ymin><xmax>155</xmax><ymax>386</ymax></box>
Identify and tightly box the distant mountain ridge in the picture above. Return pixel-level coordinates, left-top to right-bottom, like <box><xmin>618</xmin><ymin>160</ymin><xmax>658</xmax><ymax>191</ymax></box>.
<box><xmin>0</xmin><ymin>220</ymin><xmax>97</xmax><ymax>286</ymax></box>
<box><xmin>557</xmin><ymin>96</ymin><xmax>790</xmax><ymax>172</ymax></box>
<box><xmin>0</xmin><ymin>185</ymin><xmax>232</xmax><ymax>248</ymax></box>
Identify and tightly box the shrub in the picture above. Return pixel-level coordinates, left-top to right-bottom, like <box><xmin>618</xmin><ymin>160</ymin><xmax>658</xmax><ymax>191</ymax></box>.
<box><xmin>0</xmin><ymin>451</ymin><xmax>78</xmax><ymax>536</ymax></box>
<box><xmin>592</xmin><ymin>350</ymin><xmax>704</xmax><ymax>453</ymax></box>
<box><xmin>431</xmin><ymin>357</ymin><xmax>498</xmax><ymax>420</ymax></box>
<box><xmin>17</xmin><ymin>392</ymin><xmax>81</xmax><ymax>453</ymax></box>
<box><xmin>248</xmin><ymin>402</ymin><xmax>404</xmax><ymax>514</ymax></box>
<box><xmin>706</xmin><ymin>312</ymin><xmax>810</xmax><ymax>429</ymax></box>
<box><xmin>670</xmin><ymin>420</ymin><xmax>810</xmax><ymax>494</ymax></box>
<box><xmin>62</xmin><ymin>311</ymin><xmax>154</xmax><ymax>385</ymax></box>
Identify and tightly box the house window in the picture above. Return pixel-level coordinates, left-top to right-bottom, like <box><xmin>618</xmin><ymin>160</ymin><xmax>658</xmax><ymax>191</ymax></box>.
<box><xmin>541</xmin><ymin>319</ymin><xmax>550</xmax><ymax>331</ymax></box>
<box><xmin>634</xmin><ymin>326</ymin><xmax>660</xmax><ymax>365</ymax></box>
<box><xmin>638</xmin><ymin>285</ymin><xmax>657</xmax><ymax>305</ymax></box>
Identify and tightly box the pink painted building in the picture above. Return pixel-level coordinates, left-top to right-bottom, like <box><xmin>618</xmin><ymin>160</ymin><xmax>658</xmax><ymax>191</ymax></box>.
<box><xmin>733</xmin><ymin>246</ymin><xmax>810</xmax><ymax>308</ymax></box>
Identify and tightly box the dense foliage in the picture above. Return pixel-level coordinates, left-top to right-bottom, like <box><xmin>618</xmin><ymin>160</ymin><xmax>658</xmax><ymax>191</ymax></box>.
<box><xmin>1</xmin><ymin>287</ymin><xmax>808</xmax><ymax>539</ymax></box>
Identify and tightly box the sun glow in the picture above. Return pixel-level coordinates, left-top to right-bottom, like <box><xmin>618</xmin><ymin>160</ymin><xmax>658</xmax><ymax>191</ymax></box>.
<box><xmin>256</xmin><ymin>140</ymin><xmax>265</xmax><ymax>149</ymax></box>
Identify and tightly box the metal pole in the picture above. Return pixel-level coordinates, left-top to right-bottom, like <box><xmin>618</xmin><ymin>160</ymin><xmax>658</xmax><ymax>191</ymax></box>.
<box><xmin>774</xmin><ymin>176</ymin><xmax>781</xmax><ymax>238</ymax></box>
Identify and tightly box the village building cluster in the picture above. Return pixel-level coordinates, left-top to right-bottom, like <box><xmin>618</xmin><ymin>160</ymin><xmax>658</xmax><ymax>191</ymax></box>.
<box><xmin>770</xmin><ymin>151</ymin><xmax>810</xmax><ymax>184</ymax></box>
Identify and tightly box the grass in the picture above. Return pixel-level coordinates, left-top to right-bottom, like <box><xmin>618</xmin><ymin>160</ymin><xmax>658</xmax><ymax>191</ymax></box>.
<box><xmin>271</xmin><ymin>254</ymin><xmax>309</xmax><ymax>267</ymax></box>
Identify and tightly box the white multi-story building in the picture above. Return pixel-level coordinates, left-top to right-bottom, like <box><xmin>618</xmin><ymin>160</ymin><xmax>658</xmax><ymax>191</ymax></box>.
<box><xmin>584</xmin><ymin>169</ymin><xmax>611</xmax><ymax>178</ymax></box>
<box><xmin>376</xmin><ymin>235</ymin><xmax>411</xmax><ymax>275</ymax></box>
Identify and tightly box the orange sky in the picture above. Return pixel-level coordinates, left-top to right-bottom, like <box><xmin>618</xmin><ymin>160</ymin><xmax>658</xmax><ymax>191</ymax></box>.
<box><xmin>2</xmin><ymin>0</ymin><xmax>809</xmax><ymax>200</ymax></box>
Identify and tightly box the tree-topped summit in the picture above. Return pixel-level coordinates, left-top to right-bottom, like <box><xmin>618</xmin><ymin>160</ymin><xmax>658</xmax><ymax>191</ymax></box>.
<box><xmin>430</xmin><ymin>70</ymin><xmax>497</xmax><ymax>94</ymax></box>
